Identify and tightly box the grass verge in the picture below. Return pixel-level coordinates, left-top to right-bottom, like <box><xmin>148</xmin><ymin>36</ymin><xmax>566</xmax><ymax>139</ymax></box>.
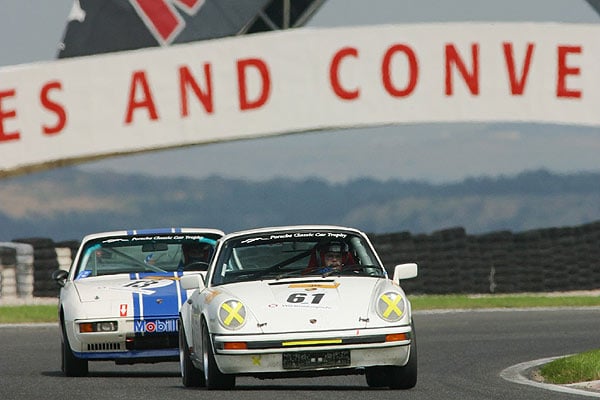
<box><xmin>0</xmin><ymin>304</ymin><xmax>58</xmax><ymax>323</ymax></box>
<box><xmin>540</xmin><ymin>349</ymin><xmax>600</xmax><ymax>384</ymax></box>
<box><xmin>2</xmin><ymin>293</ymin><xmax>600</xmax><ymax>323</ymax></box>
<box><xmin>410</xmin><ymin>293</ymin><xmax>600</xmax><ymax>310</ymax></box>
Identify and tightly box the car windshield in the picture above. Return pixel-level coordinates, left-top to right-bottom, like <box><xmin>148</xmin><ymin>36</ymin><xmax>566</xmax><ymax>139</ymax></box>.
<box><xmin>74</xmin><ymin>234</ymin><xmax>218</xmax><ymax>279</ymax></box>
<box><xmin>211</xmin><ymin>230</ymin><xmax>386</xmax><ymax>285</ymax></box>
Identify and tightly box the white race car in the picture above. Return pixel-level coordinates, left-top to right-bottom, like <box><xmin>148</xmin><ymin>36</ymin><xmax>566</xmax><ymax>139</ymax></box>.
<box><xmin>52</xmin><ymin>227</ymin><xmax>224</xmax><ymax>377</ymax></box>
<box><xmin>178</xmin><ymin>225</ymin><xmax>418</xmax><ymax>389</ymax></box>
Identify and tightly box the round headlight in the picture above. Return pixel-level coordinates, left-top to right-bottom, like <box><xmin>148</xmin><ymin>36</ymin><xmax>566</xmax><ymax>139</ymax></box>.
<box><xmin>218</xmin><ymin>300</ymin><xmax>246</xmax><ymax>330</ymax></box>
<box><xmin>376</xmin><ymin>292</ymin><xmax>405</xmax><ymax>322</ymax></box>
<box><xmin>98</xmin><ymin>321</ymin><xmax>117</xmax><ymax>332</ymax></box>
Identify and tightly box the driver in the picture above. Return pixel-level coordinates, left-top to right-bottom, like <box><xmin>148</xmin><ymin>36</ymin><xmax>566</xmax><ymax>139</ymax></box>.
<box><xmin>312</xmin><ymin>241</ymin><xmax>348</xmax><ymax>274</ymax></box>
<box><xmin>179</xmin><ymin>242</ymin><xmax>212</xmax><ymax>270</ymax></box>
<box><xmin>322</xmin><ymin>243</ymin><xmax>344</xmax><ymax>272</ymax></box>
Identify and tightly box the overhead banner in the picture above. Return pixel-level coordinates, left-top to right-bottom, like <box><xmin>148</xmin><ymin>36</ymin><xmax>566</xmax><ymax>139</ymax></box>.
<box><xmin>0</xmin><ymin>23</ymin><xmax>599</xmax><ymax>176</ymax></box>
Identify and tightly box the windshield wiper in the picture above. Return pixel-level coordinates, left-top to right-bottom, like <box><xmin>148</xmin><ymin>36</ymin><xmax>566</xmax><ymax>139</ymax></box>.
<box><xmin>238</xmin><ymin>249</ymin><xmax>312</xmax><ymax>282</ymax></box>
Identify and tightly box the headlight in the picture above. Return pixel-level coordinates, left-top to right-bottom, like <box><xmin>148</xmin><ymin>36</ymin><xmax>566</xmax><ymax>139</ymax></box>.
<box><xmin>218</xmin><ymin>300</ymin><xmax>246</xmax><ymax>330</ymax></box>
<box><xmin>79</xmin><ymin>321</ymin><xmax>118</xmax><ymax>333</ymax></box>
<box><xmin>376</xmin><ymin>292</ymin><xmax>405</xmax><ymax>322</ymax></box>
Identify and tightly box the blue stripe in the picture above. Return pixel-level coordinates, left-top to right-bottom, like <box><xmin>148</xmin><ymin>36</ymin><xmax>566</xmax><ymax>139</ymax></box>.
<box><xmin>128</xmin><ymin>272</ymin><xmax>187</xmax><ymax>331</ymax></box>
<box><xmin>74</xmin><ymin>349</ymin><xmax>179</xmax><ymax>359</ymax></box>
<box><xmin>137</xmin><ymin>272</ymin><xmax>181</xmax><ymax>319</ymax></box>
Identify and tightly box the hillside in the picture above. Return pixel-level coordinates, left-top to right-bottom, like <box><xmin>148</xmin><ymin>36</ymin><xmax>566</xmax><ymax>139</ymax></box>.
<box><xmin>1</xmin><ymin>168</ymin><xmax>599</xmax><ymax>242</ymax></box>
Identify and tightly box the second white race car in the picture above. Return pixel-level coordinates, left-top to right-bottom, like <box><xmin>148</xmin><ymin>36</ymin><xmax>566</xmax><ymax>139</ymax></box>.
<box><xmin>52</xmin><ymin>227</ymin><xmax>224</xmax><ymax>377</ymax></box>
<box><xmin>179</xmin><ymin>225</ymin><xmax>418</xmax><ymax>389</ymax></box>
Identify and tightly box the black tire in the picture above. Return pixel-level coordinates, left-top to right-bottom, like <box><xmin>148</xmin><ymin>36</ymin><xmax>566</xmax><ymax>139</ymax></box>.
<box><xmin>365</xmin><ymin>366</ymin><xmax>389</xmax><ymax>387</ymax></box>
<box><xmin>202</xmin><ymin>321</ymin><xmax>235</xmax><ymax>390</ymax></box>
<box><xmin>61</xmin><ymin>323</ymin><xmax>88</xmax><ymax>377</ymax></box>
<box><xmin>179</xmin><ymin>318</ymin><xmax>205</xmax><ymax>387</ymax></box>
<box><xmin>388</xmin><ymin>320</ymin><xmax>418</xmax><ymax>389</ymax></box>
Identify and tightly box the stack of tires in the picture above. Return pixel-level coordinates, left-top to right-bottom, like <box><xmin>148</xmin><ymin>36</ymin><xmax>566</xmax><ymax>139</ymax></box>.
<box><xmin>0</xmin><ymin>242</ymin><xmax>35</xmax><ymax>299</ymax></box>
<box><xmin>0</xmin><ymin>245</ymin><xmax>17</xmax><ymax>299</ymax></box>
<box><xmin>12</xmin><ymin>238</ymin><xmax>59</xmax><ymax>298</ymax></box>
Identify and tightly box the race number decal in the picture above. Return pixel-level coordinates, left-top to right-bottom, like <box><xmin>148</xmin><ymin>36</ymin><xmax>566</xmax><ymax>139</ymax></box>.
<box><xmin>279</xmin><ymin>290</ymin><xmax>336</xmax><ymax>310</ymax></box>
<box><xmin>121</xmin><ymin>278</ymin><xmax>174</xmax><ymax>294</ymax></box>
<box><xmin>286</xmin><ymin>292</ymin><xmax>325</xmax><ymax>305</ymax></box>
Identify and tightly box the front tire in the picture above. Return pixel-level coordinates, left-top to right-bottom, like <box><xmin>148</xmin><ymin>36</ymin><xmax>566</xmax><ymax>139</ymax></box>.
<box><xmin>61</xmin><ymin>323</ymin><xmax>88</xmax><ymax>377</ymax></box>
<box><xmin>365</xmin><ymin>366</ymin><xmax>389</xmax><ymax>387</ymax></box>
<box><xmin>179</xmin><ymin>318</ymin><xmax>204</xmax><ymax>387</ymax></box>
<box><xmin>202</xmin><ymin>320</ymin><xmax>235</xmax><ymax>390</ymax></box>
<box><xmin>365</xmin><ymin>320</ymin><xmax>418</xmax><ymax>389</ymax></box>
<box><xmin>388</xmin><ymin>320</ymin><xmax>418</xmax><ymax>389</ymax></box>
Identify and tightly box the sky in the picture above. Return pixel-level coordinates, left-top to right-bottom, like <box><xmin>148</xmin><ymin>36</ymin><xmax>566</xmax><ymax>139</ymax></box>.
<box><xmin>1</xmin><ymin>0</ymin><xmax>599</xmax><ymax>184</ymax></box>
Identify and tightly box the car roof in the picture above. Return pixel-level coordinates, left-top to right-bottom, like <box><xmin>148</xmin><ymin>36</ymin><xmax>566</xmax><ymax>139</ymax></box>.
<box><xmin>219</xmin><ymin>225</ymin><xmax>367</xmax><ymax>241</ymax></box>
<box><xmin>80</xmin><ymin>227</ymin><xmax>225</xmax><ymax>243</ymax></box>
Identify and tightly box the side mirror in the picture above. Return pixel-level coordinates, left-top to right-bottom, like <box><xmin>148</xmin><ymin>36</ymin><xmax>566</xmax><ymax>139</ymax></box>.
<box><xmin>392</xmin><ymin>263</ymin><xmax>418</xmax><ymax>282</ymax></box>
<box><xmin>180</xmin><ymin>273</ymin><xmax>206</xmax><ymax>291</ymax></box>
<box><xmin>52</xmin><ymin>269</ymin><xmax>69</xmax><ymax>287</ymax></box>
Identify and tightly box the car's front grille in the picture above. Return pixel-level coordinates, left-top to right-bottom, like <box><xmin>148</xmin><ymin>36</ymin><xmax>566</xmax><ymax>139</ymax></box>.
<box><xmin>126</xmin><ymin>334</ymin><xmax>178</xmax><ymax>350</ymax></box>
<box><xmin>87</xmin><ymin>342</ymin><xmax>122</xmax><ymax>351</ymax></box>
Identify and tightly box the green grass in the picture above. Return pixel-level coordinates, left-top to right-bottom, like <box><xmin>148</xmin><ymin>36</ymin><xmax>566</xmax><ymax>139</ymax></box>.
<box><xmin>2</xmin><ymin>293</ymin><xmax>600</xmax><ymax>323</ymax></box>
<box><xmin>0</xmin><ymin>305</ymin><xmax>58</xmax><ymax>323</ymax></box>
<box><xmin>540</xmin><ymin>349</ymin><xmax>600</xmax><ymax>384</ymax></box>
<box><xmin>410</xmin><ymin>294</ymin><xmax>600</xmax><ymax>310</ymax></box>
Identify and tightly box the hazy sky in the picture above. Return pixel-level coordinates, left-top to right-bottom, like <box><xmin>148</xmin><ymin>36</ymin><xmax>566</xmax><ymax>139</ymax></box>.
<box><xmin>1</xmin><ymin>0</ymin><xmax>599</xmax><ymax>183</ymax></box>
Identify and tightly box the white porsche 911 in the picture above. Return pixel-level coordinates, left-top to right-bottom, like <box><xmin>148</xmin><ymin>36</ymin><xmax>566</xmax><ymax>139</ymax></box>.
<box><xmin>178</xmin><ymin>225</ymin><xmax>418</xmax><ymax>389</ymax></box>
<box><xmin>52</xmin><ymin>227</ymin><xmax>224</xmax><ymax>377</ymax></box>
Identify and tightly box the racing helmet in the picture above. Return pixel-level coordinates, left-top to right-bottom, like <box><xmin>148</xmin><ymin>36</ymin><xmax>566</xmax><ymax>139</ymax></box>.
<box><xmin>182</xmin><ymin>242</ymin><xmax>213</xmax><ymax>264</ymax></box>
<box><xmin>318</xmin><ymin>241</ymin><xmax>348</xmax><ymax>265</ymax></box>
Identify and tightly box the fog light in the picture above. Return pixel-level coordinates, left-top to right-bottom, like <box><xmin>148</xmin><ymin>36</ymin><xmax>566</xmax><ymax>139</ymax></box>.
<box><xmin>223</xmin><ymin>342</ymin><xmax>248</xmax><ymax>350</ymax></box>
<box><xmin>78</xmin><ymin>321</ymin><xmax>118</xmax><ymax>333</ymax></box>
<box><xmin>385</xmin><ymin>333</ymin><xmax>409</xmax><ymax>342</ymax></box>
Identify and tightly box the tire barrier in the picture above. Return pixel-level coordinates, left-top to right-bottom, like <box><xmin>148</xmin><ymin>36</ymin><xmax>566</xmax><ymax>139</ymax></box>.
<box><xmin>11</xmin><ymin>238</ymin><xmax>61</xmax><ymax>298</ymax></box>
<box><xmin>0</xmin><ymin>242</ymin><xmax>34</xmax><ymax>299</ymax></box>
<box><xmin>1</xmin><ymin>219</ymin><xmax>599</xmax><ymax>299</ymax></box>
<box><xmin>371</xmin><ymin>220</ymin><xmax>600</xmax><ymax>295</ymax></box>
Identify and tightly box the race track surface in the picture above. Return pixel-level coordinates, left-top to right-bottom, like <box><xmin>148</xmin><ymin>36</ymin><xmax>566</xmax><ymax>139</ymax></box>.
<box><xmin>1</xmin><ymin>308</ymin><xmax>599</xmax><ymax>400</ymax></box>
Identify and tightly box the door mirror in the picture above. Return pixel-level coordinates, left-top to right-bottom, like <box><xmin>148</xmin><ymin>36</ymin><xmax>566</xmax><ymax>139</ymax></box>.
<box><xmin>392</xmin><ymin>263</ymin><xmax>418</xmax><ymax>282</ymax></box>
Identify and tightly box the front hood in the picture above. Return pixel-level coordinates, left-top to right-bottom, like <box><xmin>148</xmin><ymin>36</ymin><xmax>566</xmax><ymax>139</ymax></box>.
<box><xmin>72</xmin><ymin>272</ymin><xmax>187</xmax><ymax>319</ymax></box>
<box><xmin>214</xmin><ymin>277</ymin><xmax>381</xmax><ymax>333</ymax></box>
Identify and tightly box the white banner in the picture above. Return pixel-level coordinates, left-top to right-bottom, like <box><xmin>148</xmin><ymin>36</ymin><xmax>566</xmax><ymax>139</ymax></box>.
<box><xmin>1</xmin><ymin>22</ymin><xmax>598</xmax><ymax>176</ymax></box>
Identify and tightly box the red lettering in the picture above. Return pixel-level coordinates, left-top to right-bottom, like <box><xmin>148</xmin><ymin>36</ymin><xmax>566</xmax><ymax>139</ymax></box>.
<box><xmin>445</xmin><ymin>43</ymin><xmax>479</xmax><ymax>96</ymax></box>
<box><xmin>329</xmin><ymin>47</ymin><xmax>359</xmax><ymax>100</ymax></box>
<box><xmin>40</xmin><ymin>81</ymin><xmax>67</xmax><ymax>135</ymax></box>
<box><xmin>382</xmin><ymin>44</ymin><xmax>419</xmax><ymax>97</ymax></box>
<box><xmin>503</xmin><ymin>42</ymin><xmax>534</xmax><ymax>95</ymax></box>
<box><xmin>0</xmin><ymin>89</ymin><xmax>20</xmax><ymax>142</ymax></box>
<box><xmin>557</xmin><ymin>45</ymin><xmax>582</xmax><ymax>99</ymax></box>
<box><xmin>179</xmin><ymin>64</ymin><xmax>213</xmax><ymax>116</ymax></box>
<box><xmin>237</xmin><ymin>58</ymin><xmax>271</xmax><ymax>111</ymax></box>
<box><xmin>124</xmin><ymin>71</ymin><xmax>159</xmax><ymax>124</ymax></box>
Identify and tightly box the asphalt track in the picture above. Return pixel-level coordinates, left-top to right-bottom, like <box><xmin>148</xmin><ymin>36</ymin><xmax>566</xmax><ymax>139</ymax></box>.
<box><xmin>1</xmin><ymin>308</ymin><xmax>599</xmax><ymax>400</ymax></box>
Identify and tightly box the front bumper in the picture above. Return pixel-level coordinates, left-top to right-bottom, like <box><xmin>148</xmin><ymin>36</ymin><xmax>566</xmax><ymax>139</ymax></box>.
<box><xmin>211</xmin><ymin>325</ymin><xmax>412</xmax><ymax>374</ymax></box>
<box><xmin>66</xmin><ymin>317</ymin><xmax>179</xmax><ymax>361</ymax></box>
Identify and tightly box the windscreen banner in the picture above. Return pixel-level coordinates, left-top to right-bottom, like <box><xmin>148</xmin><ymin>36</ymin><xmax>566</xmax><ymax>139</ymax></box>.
<box><xmin>0</xmin><ymin>23</ymin><xmax>599</xmax><ymax>176</ymax></box>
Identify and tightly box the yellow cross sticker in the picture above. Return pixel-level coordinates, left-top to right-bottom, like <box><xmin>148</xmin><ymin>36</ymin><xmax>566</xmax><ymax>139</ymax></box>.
<box><xmin>252</xmin><ymin>355</ymin><xmax>261</xmax><ymax>366</ymax></box>
<box><xmin>221</xmin><ymin>301</ymin><xmax>244</xmax><ymax>326</ymax></box>
<box><xmin>381</xmin><ymin>294</ymin><xmax>403</xmax><ymax>318</ymax></box>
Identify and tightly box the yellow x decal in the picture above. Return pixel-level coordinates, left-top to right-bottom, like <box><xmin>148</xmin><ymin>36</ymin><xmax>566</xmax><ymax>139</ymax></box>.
<box><xmin>221</xmin><ymin>301</ymin><xmax>244</xmax><ymax>326</ymax></box>
<box><xmin>381</xmin><ymin>294</ymin><xmax>403</xmax><ymax>318</ymax></box>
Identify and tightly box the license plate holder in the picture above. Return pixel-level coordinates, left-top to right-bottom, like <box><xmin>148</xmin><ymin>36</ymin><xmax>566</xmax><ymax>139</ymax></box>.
<box><xmin>282</xmin><ymin>350</ymin><xmax>350</xmax><ymax>370</ymax></box>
